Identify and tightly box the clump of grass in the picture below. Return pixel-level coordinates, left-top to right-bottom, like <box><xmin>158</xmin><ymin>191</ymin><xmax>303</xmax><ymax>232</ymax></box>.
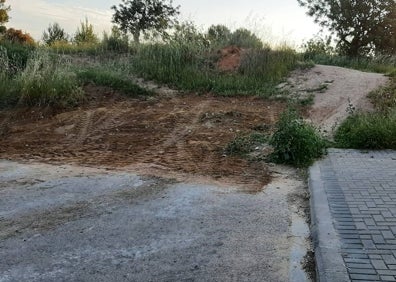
<box><xmin>335</xmin><ymin>73</ymin><xmax>396</xmax><ymax>150</ymax></box>
<box><xmin>334</xmin><ymin>111</ymin><xmax>396</xmax><ymax>149</ymax></box>
<box><xmin>239</xmin><ymin>47</ymin><xmax>297</xmax><ymax>82</ymax></box>
<box><xmin>368</xmin><ymin>77</ymin><xmax>396</xmax><ymax>113</ymax></box>
<box><xmin>77</xmin><ymin>68</ymin><xmax>153</xmax><ymax>97</ymax></box>
<box><xmin>17</xmin><ymin>50</ymin><xmax>84</xmax><ymax>107</ymax></box>
<box><xmin>0</xmin><ymin>48</ymin><xmax>84</xmax><ymax>108</ymax></box>
<box><xmin>127</xmin><ymin>42</ymin><xmax>299</xmax><ymax>95</ymax></box>
<box><xmin>269</xmin><ymin>108</ymin><xmax>326</xmax><ymax>167</ymax></box>
<box><xmin>225</xmin><ymin>132</ymin><xmax>268</xmax><ymax>156</ymax></box>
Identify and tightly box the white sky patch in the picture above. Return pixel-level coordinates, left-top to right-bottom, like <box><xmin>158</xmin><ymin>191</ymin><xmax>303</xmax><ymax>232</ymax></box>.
<box><xmin>7</xmin><ymin>0</ymin><xmax>113</xmax><ymax>41</ymax></box>
<box><xmin>6</xmin><ymin>0</ymin><xmax>321</xmax><ymax>45</ymax></box>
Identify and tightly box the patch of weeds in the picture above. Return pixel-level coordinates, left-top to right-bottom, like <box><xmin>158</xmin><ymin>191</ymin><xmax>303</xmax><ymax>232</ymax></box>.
<box><xmin>298</xmin><ymin>93</ymin><xmax>315</xmax><ymax>106</ymax></box>
<box><xmin>18</xmin><ymin>51</ymin><xmax>84</xmax><ymax>107</ymax></box>
<box><xmin>269</xmin><ymin>108</ymin><xmax>326</xmax><ymax>167</ymax></box>
<box><xmin>368</xmin><ymin>77</ymin><xmax>396</xmax><ymax>113</ymax></box>
<box><xmin>225</xmin><ymin>132</ymin><xmax>269</xmax><ymax>156</ymax></box>
<box><xmin>77</xmin><ymin>68</ymin><xmax>153</xmax><ymax>97</ymax></box>
<box><xmin>0</xmin><ymin>49</ymin><xmax>84</xmax><ymax>108</ymax></box>
<box><xmin>334</xmin><ymin>111</ymin><xmax>396</xmax><ymax>149</ymax></box>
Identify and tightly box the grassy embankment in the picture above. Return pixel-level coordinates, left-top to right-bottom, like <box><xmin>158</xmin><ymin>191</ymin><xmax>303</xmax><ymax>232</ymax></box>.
<box><xmin>2</xmin><ymin>30</ymin><xmax>395</xmax><ymax>166</ymax></box>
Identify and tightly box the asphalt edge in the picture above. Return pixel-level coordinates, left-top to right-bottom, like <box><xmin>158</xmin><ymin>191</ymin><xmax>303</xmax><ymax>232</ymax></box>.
<box><xmin>309</xmin><ymin>161</ymin><xmax>350</xmax><ymax>282</ymax></box>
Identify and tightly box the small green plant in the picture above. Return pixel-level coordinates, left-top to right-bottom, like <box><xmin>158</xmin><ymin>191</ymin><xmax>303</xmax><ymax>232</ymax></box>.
<box><xmin>269</xmin><ymin>108</ymin><xmax>326</xmax><ymax>167</ymax></box>
<box><xmin>334</xmin><ymin>111</ymin><xmax>396</xmax><ymax>149</ymax></box>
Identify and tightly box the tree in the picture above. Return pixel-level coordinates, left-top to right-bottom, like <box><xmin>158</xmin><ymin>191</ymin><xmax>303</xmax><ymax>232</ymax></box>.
<box><xmin>169</xmin><ymin>21</ymin><xmax>208</xmax><ymax>45</ymax></box>
<box><xmin>74</xmin><ymin>18</ymin><xmax>99</xmax><ymax>45</ymax></box>
<box><xmin>42</xmin><ymin>23</ymin><xmax>69</xmax><ymax>46</ymax></box>
<box><xmin>0</xmin><ymin>0</ymin><xmax>10</xmax><ymax>33</ymax></box>
<box><xmin>111</xmin><ymin>0</ymin><xmax>180</xmax><ymax>43</ymax></box>
<box><xmin>4</xmin><ymin>28</ymin><xmax>35</xmax><ymax>45</ymax></box>
<box><xmin>102</xmin><ymin>26</ymin><xmax>129</xmax><ymax>51</ymax></box>
<box><xmin>229</xmin><ymin>28</ymin><xmax>263</xmax><ymax>49</ymax></box>
<box><xmin>206</xmin><ymin>24</ymin><xmax>231</xmax><ymax>45</ymax></box>
<box><xmin>298</xmin><ymin>0</ymin><xmax>396</xmax><ymax>56</ymax></box>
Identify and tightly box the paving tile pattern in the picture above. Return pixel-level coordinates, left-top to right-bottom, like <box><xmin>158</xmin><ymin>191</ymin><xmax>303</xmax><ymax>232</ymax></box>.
<box><xmin>321</xmin><ymin>149</ymin><xmax>396</xmax><ymax>281</ymax></box>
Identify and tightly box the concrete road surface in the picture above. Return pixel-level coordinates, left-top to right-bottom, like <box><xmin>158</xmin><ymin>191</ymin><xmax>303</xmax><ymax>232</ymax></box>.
<box><xmin>0</xmin><ymin>160</ymin><xmax>310</xmax><ymax>282</ymax></box>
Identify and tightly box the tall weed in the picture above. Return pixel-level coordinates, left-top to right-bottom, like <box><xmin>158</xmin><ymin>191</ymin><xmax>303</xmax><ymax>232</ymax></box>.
<box><xmin>127</xmin><ymin>42</ymin><xmax>298</xmax><ymax>95</ymax></box>
<box><xmin>269</xmin><ymin>109</ymin><xmax>326</xmax><ymax>167</ymax></box>
<box><xmin>16</xmin><ymin>50</ymin><xmax>84</xmax><ymax>107</ymax></box>
<box><xmin>0</xmin><ymin>49</ymin><xmax>84</xmax><ymax>108</ymax></box>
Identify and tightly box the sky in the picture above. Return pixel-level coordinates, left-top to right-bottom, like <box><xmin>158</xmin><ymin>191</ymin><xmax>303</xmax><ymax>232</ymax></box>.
<box><xmin>6</xmin><ymin>0</ymin><xmax>322</xmax><ymax>46</ymax></box>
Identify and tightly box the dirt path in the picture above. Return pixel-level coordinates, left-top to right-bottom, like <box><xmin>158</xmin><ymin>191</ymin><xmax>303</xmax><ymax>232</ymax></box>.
<box><xmin>284</xmin><ymin>65</ymin><xmax>388</xmax><ymax>135</ymax></box>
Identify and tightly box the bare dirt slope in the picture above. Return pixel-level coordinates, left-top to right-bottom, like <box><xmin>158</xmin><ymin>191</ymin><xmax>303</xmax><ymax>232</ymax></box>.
<box><xmin>284</xmin><ymin>64</ymin><xmax>388</xmax><ymax>135</ymax></box>
<box><xmin>0</xmin><ymin>85</ymin><xmax>285</xmax><ymax>192</ymax></box>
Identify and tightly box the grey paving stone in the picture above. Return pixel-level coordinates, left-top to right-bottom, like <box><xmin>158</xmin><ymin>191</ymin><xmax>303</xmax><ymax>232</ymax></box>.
<box><xmin>380</xmin><ymin>276</ymin><xmax>396</xmax><ymax>281</ymax></box>
<box><xmin>350</xmin><ymin>273</ymin><xmax>380</xmax><ymax>280</ymax></box>
<box><xmin>348</xmin><ymin>268</ymin><xmax>378</xmax><ymax>275</ymax></box>
<box><xmin>310</xmin><ymin>149</ymin><xmax>396</xmax><ymax>282</ymax></box>
<box><xmin>372</xmin><ymin>260</ymin><xmax>389</xmax><ymax>270</ymax></box>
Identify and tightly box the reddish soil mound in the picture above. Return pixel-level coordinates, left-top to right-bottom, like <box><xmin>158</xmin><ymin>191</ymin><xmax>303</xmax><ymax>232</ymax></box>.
<box><xmin>217</xmin><ymin>46</ymin><xmax>244</xmax><ymax>72</ymax></box>
<box><xmin>0</xmin><ymin>86</ymin><xmax>285</xmax><ymax>191</ymax></box>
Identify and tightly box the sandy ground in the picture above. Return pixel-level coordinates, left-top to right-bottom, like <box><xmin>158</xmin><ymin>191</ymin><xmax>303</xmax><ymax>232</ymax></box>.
<box><xmin>0</xmin><ymin>63</ymin><xmax>389</xmax><ymax>281</ymax></box>
<box><xmin>282</xmin><ymin>64</ymin><xmax>388</xmax><ymax>135</ymax></box>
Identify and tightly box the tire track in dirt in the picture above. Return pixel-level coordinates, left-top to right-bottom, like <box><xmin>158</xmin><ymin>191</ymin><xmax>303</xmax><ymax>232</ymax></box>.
<box><xmin>76</xmin><ymin>110</ymin><xmax>94</xmax><ymax>145</ymax></box>
<box><xmin>160</xmin><ymin>100</ymin><xmax>212</xmax><ymax>171</ymax></box>
<box><xmin>0</xmin><ymin>89</ymin><xmax>286</xmax><ymax>191</ymax></box>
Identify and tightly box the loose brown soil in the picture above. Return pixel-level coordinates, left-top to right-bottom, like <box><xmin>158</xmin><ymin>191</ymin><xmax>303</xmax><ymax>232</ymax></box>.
<box><xmin>0</xmin><ymin>85</ymin><xmax>285</xmax><ymax>191</ymax></box>
<box><xmin>217</xmin><ymin>46</ymin><xmax>244</xmax><ymax>72</ymax></box>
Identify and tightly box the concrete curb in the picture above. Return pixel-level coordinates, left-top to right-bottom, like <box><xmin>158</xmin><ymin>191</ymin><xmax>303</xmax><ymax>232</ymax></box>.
<box><xmin>309</xmin><ymin>161</ymin><xmax>350</xmax><ymax>282</ymax></box>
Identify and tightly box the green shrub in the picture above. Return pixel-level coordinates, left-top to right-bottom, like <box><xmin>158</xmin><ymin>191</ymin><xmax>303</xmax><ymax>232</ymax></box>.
<box><xmin>302</xmin><ymin>36</ymin><xmax>334</xmax><ymax>60</ymax></box>
<box><xmin>334</xmin><ymin>111</ymin><xmax>396</xmax><ymax>149</ymax></box>
<box><xmin>0</xmin><ymin>41</ymin><xmax>35</xmax><ymax>75</ymax></box>
<box><xmin>228</xmin><ymin>28</ymin><xmax>263</xmax><ymax>49</ymax></box>
<box><xmin>77</xmin><ymin>68</ymin><xmax>153</xmax><ymax>97</ymax></box>
<box><xmin>269</xmin><ymin>109</ymin><xmax>326</xmax><ymax>167</ymax></box>
<box><xmin>101</xmin><ymin>26</ymin><xmax>129</xmax><ymax>52</ymax></box>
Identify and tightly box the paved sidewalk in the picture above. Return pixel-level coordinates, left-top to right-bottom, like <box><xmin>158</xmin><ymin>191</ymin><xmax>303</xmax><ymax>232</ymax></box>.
<box><xmin>310</xmin><ymin>149</ymin><xmax>396</xmax><ymax>282</ymax></box>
